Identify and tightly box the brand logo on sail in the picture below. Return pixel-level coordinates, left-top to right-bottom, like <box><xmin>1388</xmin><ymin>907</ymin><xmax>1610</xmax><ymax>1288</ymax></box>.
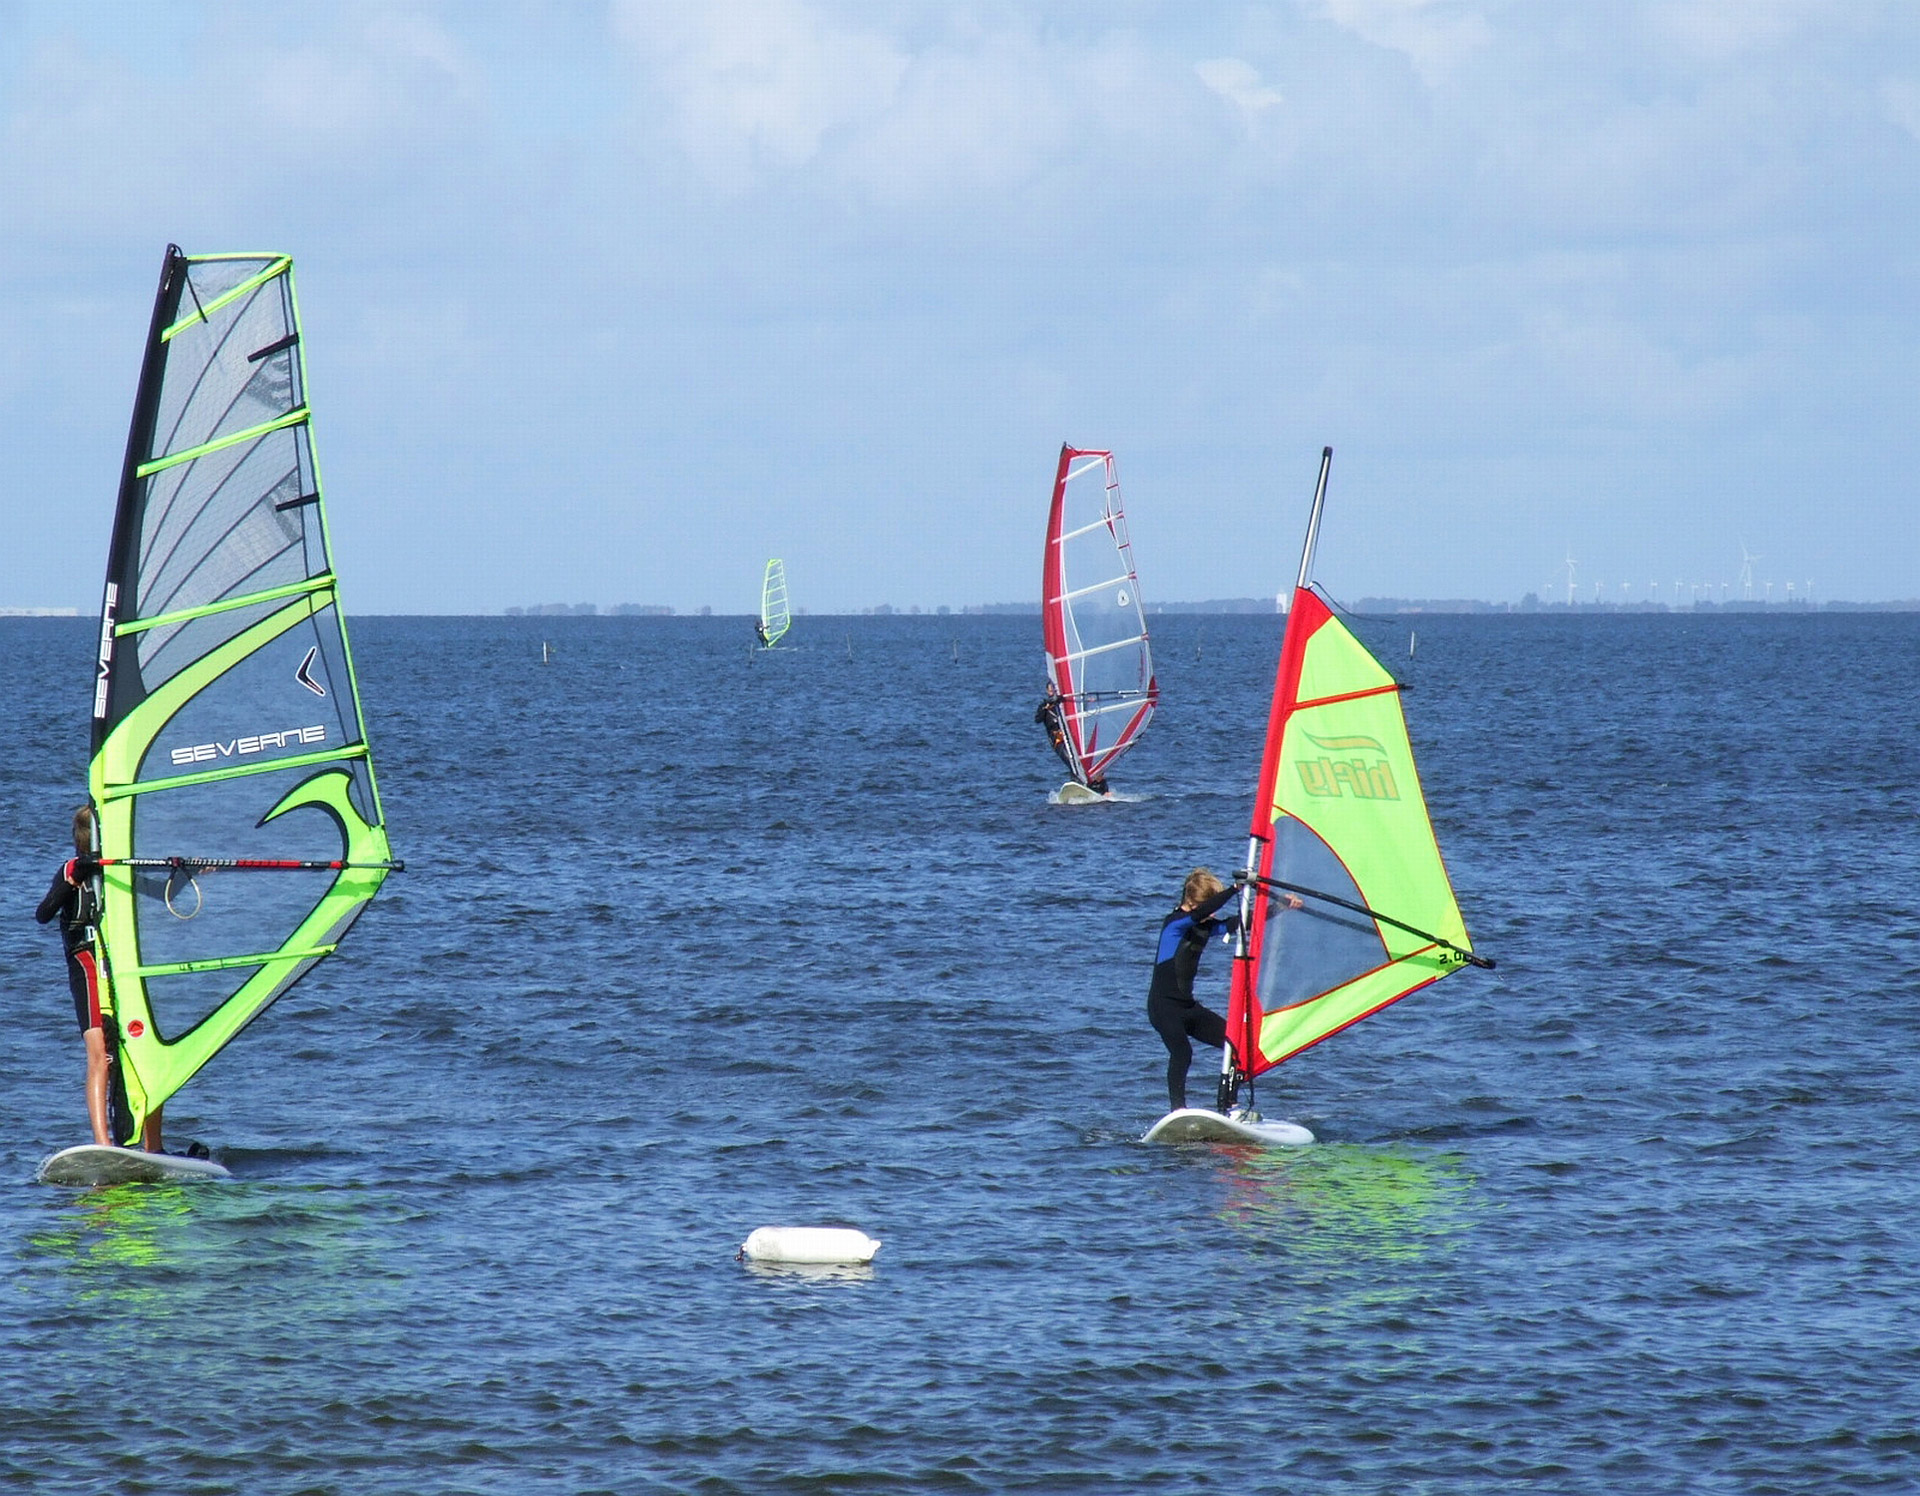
<box><xmin>169</xmin><ymin>725</ymin><xmax>327</xmax><ymax>767</ymax></box>
<box><xmin>1294</xmin><ymin>731</ymin><xmax>1399</xmax><ymax>800</ymax></box>
<box><xmin>93</xmin><ymin>584</ymin><xmax>118</xmax><ymax>719</ymax></box>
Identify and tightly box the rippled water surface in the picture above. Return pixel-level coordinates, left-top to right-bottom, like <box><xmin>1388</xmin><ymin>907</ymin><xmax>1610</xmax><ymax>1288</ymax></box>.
<box><xmin>3</xmin><ymin>611</ymin><xmax>1919</xmax><ymax>1493</ymax></box>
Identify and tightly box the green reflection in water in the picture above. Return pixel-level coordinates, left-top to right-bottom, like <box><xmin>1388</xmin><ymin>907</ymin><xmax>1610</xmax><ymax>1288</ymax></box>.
<box><xmin>18</xmin><ymin>1180</ymin><xmax>414</xmax><ymax>1353</ymax></box>
<box><xmin>1214</xmin><ymin>1144</ymin><xmax>1475</xmax><ymax>1260</ymax></box>
<box><xmin>1200</xmin><ymin>1141</ymin><xmax>1481</xmax><ymax>1323</ymax></box>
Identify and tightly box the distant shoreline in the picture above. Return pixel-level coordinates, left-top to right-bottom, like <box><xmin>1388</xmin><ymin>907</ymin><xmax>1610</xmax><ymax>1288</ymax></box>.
<box><xmin>12</xmin><ymin>601</ymin><xmax>1917</xmax><ymax>622</ymax></box>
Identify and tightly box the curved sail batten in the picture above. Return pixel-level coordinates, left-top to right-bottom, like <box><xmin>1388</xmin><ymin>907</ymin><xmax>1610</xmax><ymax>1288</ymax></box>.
<box><xmin>1226</xmin><ymin>453</ymin><xmax>1473</xmax><ymax>1083</ymax></box>
<box><xmin>761</xmin><ymin>559</ymin><xmax>790</xmax><ymax>646</ymax></box>
<box><xmin>1041</xmin><ymin>446</ymin><xmax>1156</xmax><ymax>784</ymax></box>
<box><xmin>89</xmin><ymin>245</ymin><xmax>395</xmax><ymax>1143</ymax></box>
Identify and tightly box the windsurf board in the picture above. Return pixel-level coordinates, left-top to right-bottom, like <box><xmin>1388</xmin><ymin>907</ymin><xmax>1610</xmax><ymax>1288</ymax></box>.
<box><xmin>1142</xmin><ymin>1108</ymin><xmax>1314</xmax><ymax>1148</ymax></box>
<box><xmin>36</xmin><ymin>1144</ymin><xmax>229</xmax><ymax>1186</ymax></box>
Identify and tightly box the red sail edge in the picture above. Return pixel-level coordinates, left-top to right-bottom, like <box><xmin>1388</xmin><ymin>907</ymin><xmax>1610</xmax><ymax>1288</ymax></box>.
<box><xmin>1228</xmin><ymin>585</ymin><xmax>1331</xmax><ymax>1082</ymax></box>
<box><xmin>1040</xmin><ymin>443</ymin><xmax>1078</xmax><ymax>708</ymax></box>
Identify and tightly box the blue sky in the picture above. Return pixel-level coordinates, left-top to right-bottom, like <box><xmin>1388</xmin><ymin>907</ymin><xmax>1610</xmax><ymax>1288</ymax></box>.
<box><xmin>3</xmin><ymin>1</ymin><xmax>1917</xmax><ymax>613</ymax></box>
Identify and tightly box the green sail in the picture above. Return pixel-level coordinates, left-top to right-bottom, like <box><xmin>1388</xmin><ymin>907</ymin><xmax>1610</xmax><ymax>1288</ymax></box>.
<box><xmin>761</xmin><ymin>558</ymin><xmax>791</xmax><ymax>646</ymax></box>
<box><xmin>89</xmin><ymin>246</ymin><xmax>395</xmax><ymax>1143</ymax></box>
<box><xmin>1227</xmin><ymin>462</ymin><xmax>1482</xmax><ymax>1084</ymax></box>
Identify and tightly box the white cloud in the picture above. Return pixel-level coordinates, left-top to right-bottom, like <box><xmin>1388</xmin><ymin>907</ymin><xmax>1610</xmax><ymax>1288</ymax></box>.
<box><xmin>610</xmin><ymin>4</ymin><xmax>1228</xmax><ymax>210</ymax></box>
<box><xmin>1650</xmin><ymin>0</ymin><xmax>1813</xmax><ymax>58</ymax></box>
<box><xmin>1194</xmin><ymin>57</ymin><xmax>1282</xmax><ymax>136</ymax></box>
<box><xmin>0</xmin><ymin>12</ymin><xmax>487</xmax><ymax>244</ymax></box>
<box><xmin>1314</xmin><ymin>0</ymin><xmax>1492</xmax><ymax>87</ymax></box>
<box><xmin>1883</xmin><ymin>77</ymin><xmax>1920</xmax><ymax>142</ymax></box>
<box><xmin>610</xmin><ymin>0</ymin><xmax>909</xmax><ymax>188</ymax></box>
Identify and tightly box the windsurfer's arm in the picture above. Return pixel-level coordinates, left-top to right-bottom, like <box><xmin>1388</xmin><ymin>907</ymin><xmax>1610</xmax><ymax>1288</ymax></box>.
<box><xmin>35</xmin><ymin>871</ymin><xmax>71</xmax><ymax>924</ymax></box>
<box><xmin>1189</xmin><ymin>884</ymin><xmax>1240</xmax><ymax>923</ymax></box>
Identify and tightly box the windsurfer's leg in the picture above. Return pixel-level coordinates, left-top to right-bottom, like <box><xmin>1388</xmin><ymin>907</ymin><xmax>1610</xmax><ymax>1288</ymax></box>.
<box><xmin>72</xmin><ymin>952</ymin><xmax>110</xmax><ymax>1146</ymax></box>
<box><xmin>1191</xmin><ymin>1005</ymin><xmax>1227</xmax><ymax>1051</ymax></box>
<box><xmin>1149</xmin><ymin>997</ymin><xmax>1195</xmax><ymax>1110</ymax></box>
<box><xmin>1049</xmin><ymin>730</ymin><xmax>1076</xmax><ymax>775</ymax></box>
<box><xmin>142</xmin><ymin>1104</ymin><xmax>164</xmax><ymax>1154</ymax></box>
<box><xmin>82</xmin><ymin>1026</ymin><xmax>110</xmax><ymax>1147</ymax></box>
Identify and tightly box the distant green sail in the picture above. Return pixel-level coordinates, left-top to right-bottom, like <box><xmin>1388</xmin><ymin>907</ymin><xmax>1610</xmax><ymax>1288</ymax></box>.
<box><xmin>89</xmin><ymin>246</ymin><xmax>398</xmax><ymax>1144</ymax></box>
<box><xmin>760</xmin><ymin>558</ymin><xmax>791</xmax><ymax>646</ymax></box>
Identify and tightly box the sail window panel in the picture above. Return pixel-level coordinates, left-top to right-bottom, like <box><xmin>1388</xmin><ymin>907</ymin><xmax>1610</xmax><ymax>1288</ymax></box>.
<box><xmin>1054</xmin><ymin>457</ymin><xmax>1152</xmax><ymax>759</ymax></box>
<box><xmin>134</xmin><ymin>605</ymin><xmax>365</xmax><ymax>784</ymax></box>
<box><xmin>138</xmin><ymin>954</ymin><xmax>324</xmax><ymax>1046</ymax></box>
<box><xmin>124</xmin><ymin>765</ymin><xmax>356</xmax><ymax>965</ymax></box>
<box><xmin>132</xmin><ymin>425</ymin><xmax>322</xmax><ymax>643</ymax></box>
<box><xmin>124</xmin><ymin>592</ymin><xmax>304</xmax><ymax>725</ymax></box>
<box><xmin>339</xmin><ymin>753</ymin><xmax>383</xmax><ymax>832</ymax></box>
<box><xmin>153</xmin><ymin>270</ymin><xmax>301</xmax><ymax>462</ymax></box>
<box><xmin>1256</xmin><ymin>819</ymin><xmax>1389</xmax><ymax>1009</ymax></box>
<box><xmin>139</xmin><ymin>965</ymin><xmax>268</xmax><ymax>1044</ymax></box>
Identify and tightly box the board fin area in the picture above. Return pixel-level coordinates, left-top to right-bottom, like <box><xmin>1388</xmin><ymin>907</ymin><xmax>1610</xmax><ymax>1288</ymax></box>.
<box><xmin>36</xmin><ymin>1144</ymin><xmax>230</xmax><ymax>1186</ymax></box>
<box><xmin>1142</xmin><ymin>1107</ymin><xmax>1314</xmax><ymax>1148</ymax></box>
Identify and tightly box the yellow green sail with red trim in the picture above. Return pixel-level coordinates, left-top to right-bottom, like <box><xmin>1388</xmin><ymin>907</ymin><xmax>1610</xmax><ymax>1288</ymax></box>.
<box><xmin>1226</xmin><ymin>458</ymin><xmax>1480</xmax><ymax>1083</ymax></box>
<box><xmin>87</xmin><ymin>246</ymin><xmax>398</xmax><ymax>1145</ymax></box>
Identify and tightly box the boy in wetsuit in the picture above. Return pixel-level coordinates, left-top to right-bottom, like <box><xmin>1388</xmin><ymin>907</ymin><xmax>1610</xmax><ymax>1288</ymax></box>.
<box><xmin>1145</xmin><ymin>867</ymin><xmax>1298</xmax><ymax>1111</ymax></box>
<box><xmin>35</xmin><ymin>805</ymin><xmax>163</xmax><ymax>1151</ymax></box>
<box><xmin>36</xmin><ymin>806</ymin><xmax>112</xmax><ymax>1146</ymax></box>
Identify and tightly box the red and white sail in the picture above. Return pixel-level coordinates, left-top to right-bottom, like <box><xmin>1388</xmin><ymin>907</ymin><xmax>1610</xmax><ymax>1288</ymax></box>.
<box><xmin>1041</xmin><ymin>445</ymin><xmax>1157</xmax><ymax>785</ymax></box>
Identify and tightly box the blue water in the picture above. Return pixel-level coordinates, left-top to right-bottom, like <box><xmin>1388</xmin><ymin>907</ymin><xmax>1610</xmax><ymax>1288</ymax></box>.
<box><xmin>3</xmin><ymin>612</ymin><xmax>1918</xmax><ymax>1493</ymax></box>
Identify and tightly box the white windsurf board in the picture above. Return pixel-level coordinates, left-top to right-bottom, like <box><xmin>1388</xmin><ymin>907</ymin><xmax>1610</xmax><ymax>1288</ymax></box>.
<box><xmin>36</xmin><ymin>1144</ymin><xmax>229</xmax><ymax>1186</ymax></box>
<box><xmin>1143</xmin><ymin>1108</ymin><xmax>1314</xmax><ymax>1148</ymax></box>
<box><xmin>1053</xmin><ymin>781</ymin><xmax>1109</xmax><ymax>805</ymax></box>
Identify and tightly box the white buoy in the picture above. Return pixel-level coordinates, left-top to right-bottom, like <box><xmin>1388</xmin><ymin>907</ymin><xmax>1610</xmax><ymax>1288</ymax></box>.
<box><xmin>739</xmin><ymin>1226</ymin><xmax>881</xmax><ymax>1265</ymax></box>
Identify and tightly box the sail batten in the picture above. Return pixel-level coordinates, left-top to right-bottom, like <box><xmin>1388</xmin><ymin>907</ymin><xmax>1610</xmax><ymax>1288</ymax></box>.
<box><xmin>160</xmin><ymin>257</ymin><xmax>292</xmax><ymax>340</ymax></box>
<box><xmin>88</xmin><ymin>245</ymin><xmax>394</xmax><ymax>1144</ymax></box>
<box><xmin>1225</xmin><ymin>451</ymin><xmax>1478</xmax><ymax>1090</ymax></box>
<box><xmin>135</xmin><ymin>408</ymin><xmax>310</xmax><ymax>477</ymax></box>
<box><xmin>102</xmin><ymin>743</ymin><xmax>372</xmax><ymax>802</ymax></box>
<box><xmin>117</xmin><ymin>573</ymin><xmax>337</xmax><ymax>635</ymax></box>
<box><xmin>1040</xmin><ymin>445</ymin><xmax>1157</xmax><ymax>787</ymax></box>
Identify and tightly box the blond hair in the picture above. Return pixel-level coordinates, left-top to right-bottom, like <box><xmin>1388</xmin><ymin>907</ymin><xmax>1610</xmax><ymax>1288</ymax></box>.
<box><xmin>1182</xmin><ymin>867</ymin><xmax>1224</xmax><ymax>906</ymax></box>
<box><xmin>71</xmin><ymin>804</ymin><xmax>94</xmax><ymax>856</ymax></box>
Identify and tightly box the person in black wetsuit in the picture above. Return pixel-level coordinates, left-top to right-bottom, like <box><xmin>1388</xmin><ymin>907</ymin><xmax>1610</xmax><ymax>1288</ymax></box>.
<box><xmin>755</xmin><ymin>619</ymin><xmax>770</xmax><ymax>647</ymax></box>
<box><xmin>35</xmin><ymin>806</ymin><xmax>113</xmax><ymax>1146</ymax></box>
<box><xmin>1035</xmin><ymin>681</ymin><xmax>1079</xmax><ymax>779</ymax></box>
<box><xmin>35</xmin><ymin>806</ymin><xmax>166</xmax><ymax>1152</ymax></box>
<box><xmin>1146</xmin><ymin>867</ymin><xmax>1298</xmax><ymax>1112</ymax></box>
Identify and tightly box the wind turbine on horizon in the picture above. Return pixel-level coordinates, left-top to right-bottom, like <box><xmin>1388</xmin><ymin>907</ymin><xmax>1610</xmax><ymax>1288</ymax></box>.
<box><xmin>1740</xmin><ymin>540</ymin><xmax>1761</xmax><ymax>601</ymax></box>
